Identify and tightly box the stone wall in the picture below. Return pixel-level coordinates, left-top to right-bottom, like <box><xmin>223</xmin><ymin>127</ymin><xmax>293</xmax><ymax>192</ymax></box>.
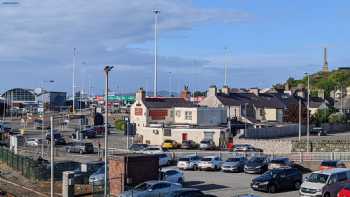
<box><xmin>292</xmin><ymin>137</ymin><xmax>350</xmax><ymax>152</ymax></box>
<box><xmin>233</xmin><ymin>138</ymin><xmax>292</xmax><ymax>154</ymax></box>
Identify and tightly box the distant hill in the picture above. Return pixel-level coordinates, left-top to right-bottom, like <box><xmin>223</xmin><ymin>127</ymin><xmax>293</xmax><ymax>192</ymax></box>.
<box><xmin>281</xmin><ymin>69</ymin><xmax>350</xmax><ymax>98</ymax></box>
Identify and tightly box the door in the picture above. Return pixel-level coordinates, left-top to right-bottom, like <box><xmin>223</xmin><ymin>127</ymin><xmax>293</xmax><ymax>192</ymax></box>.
<box><xmin>182</xmin><ymin>133</ymin><xmax>188</xmax><ymax>142</ymax></box>
<box><xmin>278</xmin><ymin>171</ymin><xmax>289</xmax><ymax>190</ymax></box>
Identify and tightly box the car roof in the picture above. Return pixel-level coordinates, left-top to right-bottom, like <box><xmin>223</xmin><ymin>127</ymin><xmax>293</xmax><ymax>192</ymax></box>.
<box><xmin>171</xmin><ymin>188</ymin><xmax>200</xmax><ymax>192</ymax></box>
<box><xmin>145</xmin><ymin>180</ymin><xmax>171</xmax><ymax>185</ymax></box>
<box><xmin>203</xmin><ymin>156</ymin><xmax>218</xmax><ymax>158</ymax></box>
<box><xmin>162</xmin><ymin>169</ymin><xmax>180</xmax><ymax>173</ymax></box>
<box><xmin>314</xmin><ymin>168</ymin><xmax>350</xmax><ymax>175</ymax></box>
<box><xmin>271</xmin><ymin>157</ymin><xmax>288</xmax><ymax>161</ymax></box>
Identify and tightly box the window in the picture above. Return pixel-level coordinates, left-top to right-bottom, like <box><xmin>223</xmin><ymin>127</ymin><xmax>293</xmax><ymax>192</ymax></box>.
<box><xmin>185</xmin><ymin>111</ymin><xmax>192</xmax><ymax>120</ymax></box>
<box><xmin>337</xmin><ymin>172</ymin><xmax>347</xmax><ymax>182</ymax></box>
<box><xmin>170</xmin><ymin>110</ymin><xmax>175</xmax><ymax>117</ymax></box>
<box><xmin>152</xmin><ymin>183</ymin><xmax>170</xmax><ymax>190</ymax></box>
<box><xmin>176</xmin><ymin>110</ymin><xmax>181</xmax><ymax>117</ymax></box>
<box><xmin>164</xmin><ymin>129</ymin><xmax>171</xmax><ymax>137</ymax></box>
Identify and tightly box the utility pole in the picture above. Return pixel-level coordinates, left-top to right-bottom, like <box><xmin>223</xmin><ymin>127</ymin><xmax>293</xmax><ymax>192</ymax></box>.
<box><xmin>305</xmin><ymin>73</ymin><xmax>310</xmax><ymax>152</ymax></box>
<box><xmin>298</xmin><ymin>99</ymin><xmax>301</xmax><ymax>141</ymax></box>
<box><xmin>224</xmin><ymin>47</ymin><xmax>228</xmax><ymax>86</ymax></box>
<box><xmin>50</xmin><ymin>116</ymin><xmax>54</xmax><ymax>197</ymax></box>
<box><xmin>72</xmin><ymin>48</ymin><xmax>76</xmax><ymax>114</ymax></box>
<box><xmin>153</xmin><ymin>10</ymin><xmax>160</xmax><ymax>97</ymax></box>
<box><xmin>168</xmin><ymin>72</ymin><xmax>172</xmax><ymax>96</ymax></box>
<box><xmin>104</xmin><ymin>65</ymin><xmax>113</xmax><ymax>197</ymax></box>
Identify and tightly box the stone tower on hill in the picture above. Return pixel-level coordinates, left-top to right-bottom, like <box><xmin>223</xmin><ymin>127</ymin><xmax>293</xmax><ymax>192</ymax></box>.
<box><xmin>322</xmin><ymin>47</ymin><xmax>329</xmax><ymax>73</ymax></box>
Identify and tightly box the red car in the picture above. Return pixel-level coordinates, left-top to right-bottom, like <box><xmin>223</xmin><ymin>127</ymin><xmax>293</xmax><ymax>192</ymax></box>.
<box><xmin>320</xmin><ymin>160</ymin><xmax>346</xmax><ymax>171</ymax></box>
<box><xmin>338</xmin><ymin>185</ymin><xmax>350</xmax><ymax>197</ymax></box>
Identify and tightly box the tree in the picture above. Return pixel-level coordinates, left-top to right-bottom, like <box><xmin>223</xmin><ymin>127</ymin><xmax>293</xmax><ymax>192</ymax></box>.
<box><xmin>284</xmin><ymin>99</ymin><xmax>307</xmax><ymax>123</ymax></box>
<box><xmin>311</xmin><ymin>108</ymin><xmax>335</xmax><ymax>125</ymax></box>
<box><xmin>328</xmin><ymin>112</ymin><xmax>346</xmax><ymax>124</ymax></box>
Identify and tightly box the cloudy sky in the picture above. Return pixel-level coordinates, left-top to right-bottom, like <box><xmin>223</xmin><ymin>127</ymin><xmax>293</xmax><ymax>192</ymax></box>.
<box><xmin>1</xmin><ymin>0</ymin><xmax>350</xmax><ymax>95</ymax></box>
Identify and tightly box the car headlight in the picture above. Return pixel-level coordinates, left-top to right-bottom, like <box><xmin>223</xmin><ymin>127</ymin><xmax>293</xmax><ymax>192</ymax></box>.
<box><xmin>255</xmin><ymin>166</ymin><xmax>262</xmax><ymax>169</ymax></box>
<box><xmin>315</xmin><ymin>189</ymin><xmax>322</xmax><ymax>193</ymax></box>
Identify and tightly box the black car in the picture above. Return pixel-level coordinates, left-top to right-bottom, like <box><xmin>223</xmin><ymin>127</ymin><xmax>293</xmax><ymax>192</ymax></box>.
<box><xmin>165</xmin><ymin>188</ymin><xmax>217</xmax><ymax>197</ymax></box>
<box><xmin>244</xmin><ymin>156</ymin><xmax>269</xmax><ymax>174</ymax></box>
<box><xmin>251</xmin><ymin>168</ymin><xmax>302</xmax><ymax>193</ymax></box>
<box><xmin>181</xmin><ymin>140</ymin><xmax>198</xmax><ymax>149</ymax></box>
<box><xmin>46</xmin><ymin>132</ymin><xmax>66</xmax><ymax>145</ymax></box>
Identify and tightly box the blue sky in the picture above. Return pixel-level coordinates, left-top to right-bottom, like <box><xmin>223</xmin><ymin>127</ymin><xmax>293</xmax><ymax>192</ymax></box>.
<box><xmin>0</xmin><ymin>0</ymin><xmax>349</xmax><ymax>95</ymax></box>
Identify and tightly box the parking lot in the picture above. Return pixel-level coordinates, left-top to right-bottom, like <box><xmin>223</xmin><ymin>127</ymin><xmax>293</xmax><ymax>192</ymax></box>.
<box><xmin>164</xmin><ymin>166</ymin><xmax>299</xmax><ymax>197</ymax></box>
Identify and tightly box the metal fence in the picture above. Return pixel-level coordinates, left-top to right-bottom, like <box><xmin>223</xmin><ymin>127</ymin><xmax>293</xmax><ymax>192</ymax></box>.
<box><xmin>0</xmin><ymin>146</ymin><xmax>48</xmax><ymax>181</ymax></box>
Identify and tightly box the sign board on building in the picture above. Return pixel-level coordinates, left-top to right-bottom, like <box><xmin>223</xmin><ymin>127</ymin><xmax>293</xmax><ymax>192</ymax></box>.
<box><xmin>149</xmin><ymin>110</ymin><xmax>168</xmax><ymax>120</ymax></box>
<box><xmin>135</xmin><ymin>108</ymin><xmax>143</xmax><ymax>116</ymax></box>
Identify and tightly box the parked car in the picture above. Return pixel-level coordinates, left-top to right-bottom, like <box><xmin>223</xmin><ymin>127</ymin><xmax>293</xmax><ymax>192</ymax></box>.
<box><xmin>66</xmin><ymin>142</ymin><xmax>94</xmax><ymax>154</ymax></box>
<box><xmin>26</xmin><ymin>138</ymin><xmax>42</xmax><ymax>146</ymax></box>
<box><xmin>320</xmin><ymin>160</ymin><xmax>346</xmax><ymax>170</ymax></box>
<box><xmin>300</xmin><ymin>168</ymin><xmax>350</xmax><ymax>197</ymax></box>
<box><xmin>181</xmin><ymin>140</ymin><xmax>198</xmax><ymax>149</ymax></box>
<box><xmin>119</xmin><ymin>181</ymin><xmax>182</xmax><ymax>197</ymax></box>
<box><xmin>162</xmin><ymin>139</ymin><xmax>180</xmax><ymax>149</ymax></box>
<box><xmin>164</xmin><ymin>188</ymin><xmax>217</xmax><ymax>197</ymax></box>
<box><xmin>80</xmin><ymin>128</ymin><xmax>97</xmax><ymax>139</ymax></box>
<box><xmin>143</xmin><ymin>145</ymin><xmax>168</xmax><ymax>154</ymax></box>
<box><xmin>0</xmin><ymin>123</ymin><xmax>11</xmax><ymax>132</ymax></box>
<box><xmin>74</xmin><ymin>161</ymin><xmax>104</xmax><ymax>184</ymax></box>
<box><xmin>311</xmin><ymin>127</ymin><xmax>327</xmax><ymax>136</ymax></box>
<box><xmin>221</xmin><ymin>156</ymin><xmax>247</xmax><ymax>173</ymax></box>
<box><xmin>160</xmin><ymin>169</ymin><xmax>184</xmax><ymax>184</ymax></box>
<box><xmin>158</xmin><ymin>153</ymin><xmax>172</xmax><ymax>167</ymax></box>
<box><xmin>198</xmin><ymin>156</ymin><xmax>223</xmax><ymax>171</ymax></box>
<box><xmin>129</xmin><ymin>144</ymin><xmax>148</xmax><ymax>152</ymax></box>
<box><xmin>177</xmin><ymin>155</ymin><xmax>202</xmax><ymax>170</ymax></box>
<box><xmin>199</xmin><ymin>140</ymin><xmax>215</xmax><ymax>150</ymax></box>
<box><xmin>268</xmin><ymin>157</ymin><xmax>292</xmax><ymax>170</ymax></box>
<box><xmin>89</xmin><ymin>166</ymin><xmax>105</xmax><ymax>185</ymax></box>
<box><xmin>233</xmin><ymin>144</ymin><xmax>263</xmax><ymax>152</ymax></box>
<box><xmin>338</xmin><ymin>183</ymin><xmax>350</xmax><ymax>197</ymax></box>
<box><xmin>251</xmin><ymin>168</ymin><xmax>302</xmax><ymax>193</ymax></box>
<box><xmin>244</xmin><ymin>156</ymin><xmax>269</xmax><ymax>174</ymax></box>
<box><xmin>46</xmin><ymin>132</ymin><xmax>66</xmax><ymax>145</ymax></box>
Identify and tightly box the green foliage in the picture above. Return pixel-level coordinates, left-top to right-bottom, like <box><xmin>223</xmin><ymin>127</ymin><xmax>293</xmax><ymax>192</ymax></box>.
<box><xmin>328</xmin><ymin>112</ymin><xmax>346</xmax><ymax>124</ymax></box>
<box><xmin>283</xmin><ymin>70</ymin><xmax>350</xmax><ymax>98</ymax></box>
<box><xmin>115</xmin><ymin>119</ymin><xmax>125</xmax><ymax>131</ymax></box>
<box><xmin>311</xmin><ymin>108</ymin><xmax>336</xmax><ymax>124</ymax></box>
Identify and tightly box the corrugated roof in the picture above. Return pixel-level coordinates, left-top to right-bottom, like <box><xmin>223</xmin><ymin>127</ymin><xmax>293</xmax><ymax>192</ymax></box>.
<box><xmin>143</xmin><ymin>97</ymin><xmax>196</xmax><ymax>108</ymax></box>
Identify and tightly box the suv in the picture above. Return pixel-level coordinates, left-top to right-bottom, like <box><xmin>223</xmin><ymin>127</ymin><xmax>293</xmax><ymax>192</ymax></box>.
<box><xmin>300</xmin><ymin>168</ymin><xmax>350</xmax><ymax>197</ymax></box>
<box><xmin>251</xmin><ymin>168</ymin><xmax>302</xmax><ymax>193</ymax></box>
<box><xmin>66</xmin><ymin>142</ymin><xmax>94</xmax><ymax>154</ymax></box>
<box><xmin>177</xmin><ymin>155</ymin><xmax>202</xmax><ymax>170</ymax></box>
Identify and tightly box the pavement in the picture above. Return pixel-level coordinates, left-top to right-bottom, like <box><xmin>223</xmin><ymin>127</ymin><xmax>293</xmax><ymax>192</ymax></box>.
<box><xmin>165</xmin><ymin>166</ymin><xmax>300</xmax><ymax>197</ymax></box>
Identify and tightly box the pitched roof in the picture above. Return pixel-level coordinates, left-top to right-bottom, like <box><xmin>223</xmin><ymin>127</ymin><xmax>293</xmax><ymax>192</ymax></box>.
<box><xmin>143</xmin><ymin>97</ymin><xmax>196</xmax><ymax>108</ymax></box>
<box><xmin>216</xmin><ymin>93</ymin><xmax>285</xmax><ymax>109</ymax></box>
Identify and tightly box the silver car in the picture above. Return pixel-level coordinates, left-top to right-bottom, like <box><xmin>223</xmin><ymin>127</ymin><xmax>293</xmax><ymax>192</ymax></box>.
<box><xmin>119</xmin><ymin>181</ymin><xmax>182</xmax><ymax>197</ymax></box>
<box><xmin>221</xmin><ymin>156</ymin><xmax>247</xmax><ymax>173</ymax></box>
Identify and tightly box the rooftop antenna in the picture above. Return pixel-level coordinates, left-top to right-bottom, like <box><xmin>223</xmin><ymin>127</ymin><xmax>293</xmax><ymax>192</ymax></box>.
<box><xmin>224</xmin><ymin>47</ymin><xmax>229</xmax><ymax>86</ymax></box>
<box><xmin>72</xmin><ymin>48</ymin><xmax>76</xmax><ymax>113</ymax></box>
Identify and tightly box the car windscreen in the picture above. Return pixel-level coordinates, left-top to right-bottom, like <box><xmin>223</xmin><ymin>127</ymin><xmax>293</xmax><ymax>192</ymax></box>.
<box><xmin>249</xmin><ymin>157</ymin><xmax>265</xmax><ymax>163</ymax></box>
<box><xmin>201</xmin><ymin>158</ymin><xmax>213</xmax><ymax>161</ymax></box>
<box><xmin>308</xmin><ymin>173</ymin><xmax>329</xmax><ymax>184</ymax></box>
<box><xmin>270</xmin><ymin>159</ymin><xmax>286</xmax><ymax>164</ymax></box>
<box><xmin>179</xmin><ymin>158</ymin><xmax>190</xmax><ymax>161</ymax></box>
<box><xmin>134</xmin><ymin>182</ymin><xmax>151</xmax><ymax>191</ymax></box>
<box><xmin>226</xmin><ymin>158</ymin><xmax>241</xmax><ymax>162</ymax></box>
<box><xmin>321</xmin><ymin>161</ymin><xmax>337</xmax><ymax>167</ymax></box>
<box><xmin>200</xmin><ymin>140</ymin><xmax>209</xmax><ymax>144</ymax></box>
<box><xmin>95</xmin><ymin>166</ymin><xmax>105</xmax><ymax>174</ymax></box>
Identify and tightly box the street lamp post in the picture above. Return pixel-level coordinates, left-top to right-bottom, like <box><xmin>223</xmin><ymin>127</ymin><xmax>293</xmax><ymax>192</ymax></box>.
<box><xmin>153</xmin><ymin>10</ymin><xmax>160</xmax><ymax>97</ymax></box>
<box><xmin>104</xmin><ymin>65</ymin><xmax>113</xmax><ymax>197</ymax></box>
<box><xmin>50</xmin><ymin>116</ymin><xmax>54</xmax><ymax>197</ymax></box>
<box><xmin>298</xmin><ymin>98</ymin><xmax>302</xmax><ymax>141</ymax></box>
<box><xmin>41</xmin><ymin>80</ymin><xmax>54</xmax><ymax>157</ymax></box>
<box><xmin>305</xmin><ymin>73</ymin><xmax>310</xmax><ymax>152</ymax></box>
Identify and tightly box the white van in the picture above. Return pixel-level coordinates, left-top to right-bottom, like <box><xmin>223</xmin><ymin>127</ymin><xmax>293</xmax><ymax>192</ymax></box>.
<box><xmin>300</xmin><ymin>168</ymin><xmax>350</xmax><ymax>197</ymax></box>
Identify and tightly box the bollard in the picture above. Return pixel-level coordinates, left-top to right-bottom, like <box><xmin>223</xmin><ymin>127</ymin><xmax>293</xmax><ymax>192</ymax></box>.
<box><xmin>62</xmin><ymin>171</ymin><xmax>75</xmax><ymax>197</ymax></box>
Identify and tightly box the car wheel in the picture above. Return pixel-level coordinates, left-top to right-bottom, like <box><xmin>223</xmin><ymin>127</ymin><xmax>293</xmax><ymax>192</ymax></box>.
<box><xmin>268</xmin><ymin>184</ymin><xmax>276</xmax><ymax>193</ymax></box>
<box><xmin>323</xmin><ymin>192</ymin><xmax>330</xmax><ymax>197</ymax></box>
<box><xmin>294</xmin><ymin>181</ymin><xmax>301</xmax><ymax>190</ymax></box>
<box><xmin>193</xmin><ymin>165</ymin><xmax>198</xmax><ymax>171</ymax></box>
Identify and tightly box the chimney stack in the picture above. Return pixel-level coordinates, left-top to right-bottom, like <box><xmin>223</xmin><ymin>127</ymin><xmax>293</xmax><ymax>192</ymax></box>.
<box><xmin>222</xmin><ymin>85</ymin><xmax>230</xmax><ymax>95</ymax></box>
<box><xmin>136</xmin><ymin>88</ymin><xmax>145</xmax><ymax>101</ymax></box>
<box><xmin>180</xmin><ymin>85</ymin><xmax>191</xmax><ymax>100</ymax></box>
<box><xmin>207</xmin><ymin>85</ymin><xmax>217</xmax><ymax>97</ymax></box>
